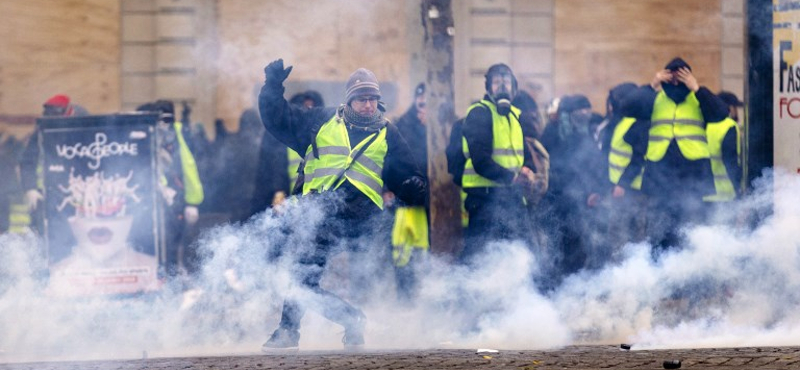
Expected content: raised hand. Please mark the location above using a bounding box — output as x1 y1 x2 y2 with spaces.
264 59 293 85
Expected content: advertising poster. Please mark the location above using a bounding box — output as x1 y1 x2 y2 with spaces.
40 114 162 296
774 0 800 172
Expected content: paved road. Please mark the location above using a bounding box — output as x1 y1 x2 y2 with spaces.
3 345 800 369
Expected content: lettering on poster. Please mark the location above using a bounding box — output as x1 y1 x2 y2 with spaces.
56 132 138 170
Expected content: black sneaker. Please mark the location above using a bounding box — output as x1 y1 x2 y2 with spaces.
342 311 366 350
261 327 300 352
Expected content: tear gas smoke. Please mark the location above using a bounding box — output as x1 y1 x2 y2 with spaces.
1 170 799 362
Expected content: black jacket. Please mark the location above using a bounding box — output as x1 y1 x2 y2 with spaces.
461 95 536 186
621 86 729 197
394 105 427 179
258 80 426 218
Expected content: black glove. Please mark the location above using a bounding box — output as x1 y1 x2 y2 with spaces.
401 176 427 205
264 59 293 86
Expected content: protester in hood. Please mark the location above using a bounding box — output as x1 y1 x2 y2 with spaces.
19 94 89 233
701 91 743 204
621 57 729 258
258 59 426 351
603 82 647 263
459 63 537 264
539 94 606 282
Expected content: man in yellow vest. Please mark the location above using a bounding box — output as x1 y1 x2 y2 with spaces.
602 83 646 259
137 100 204 276
702 90 742 204
460 63 537 264
258 59 426 351
622 58 729 257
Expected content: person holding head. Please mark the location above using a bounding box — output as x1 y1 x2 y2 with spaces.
258 59 426 350
621 57 729 256
459 63 537 264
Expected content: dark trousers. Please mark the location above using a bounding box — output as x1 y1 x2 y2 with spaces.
460 187 530 264
275 204 378 332
277 232 363 332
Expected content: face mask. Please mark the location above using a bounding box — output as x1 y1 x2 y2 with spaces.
494 92 512 116
662 82 690 103
570 110 592 128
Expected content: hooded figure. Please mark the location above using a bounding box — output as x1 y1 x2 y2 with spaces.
258 59 426 351
539 94 606 280
620 57 729 257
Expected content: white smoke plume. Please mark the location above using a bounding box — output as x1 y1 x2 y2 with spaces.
1 169 799 362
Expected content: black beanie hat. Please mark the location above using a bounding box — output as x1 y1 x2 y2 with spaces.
558 94 592 114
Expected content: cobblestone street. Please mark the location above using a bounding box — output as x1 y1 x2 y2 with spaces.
3 345 800 369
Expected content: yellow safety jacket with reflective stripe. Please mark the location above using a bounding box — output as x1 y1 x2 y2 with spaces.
391 205 429 267
287 148 303 190
302 115 388 209
703 117 740 202
461 100 524 188
646 91 710 162
609 117 643 190
174 121 204 206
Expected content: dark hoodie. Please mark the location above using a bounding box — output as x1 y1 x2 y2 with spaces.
620 58 729 198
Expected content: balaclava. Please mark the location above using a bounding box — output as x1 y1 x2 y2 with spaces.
662 57 692 104
484 63 518 116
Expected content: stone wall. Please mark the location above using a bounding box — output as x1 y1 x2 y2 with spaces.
0 0 120 137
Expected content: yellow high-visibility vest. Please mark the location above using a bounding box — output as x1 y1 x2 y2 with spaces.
608 117 643 190
287 148 302 190
461 100 524 188
703 117 740 202
646 91 710 162
174 121 204 206
302 115 388 209
391 206 429 267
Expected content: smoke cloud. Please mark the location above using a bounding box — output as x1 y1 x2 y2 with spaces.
1 170 800 362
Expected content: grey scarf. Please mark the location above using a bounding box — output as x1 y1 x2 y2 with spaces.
340 104 386 132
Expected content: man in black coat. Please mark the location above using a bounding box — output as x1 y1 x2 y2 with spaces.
258 59 426 351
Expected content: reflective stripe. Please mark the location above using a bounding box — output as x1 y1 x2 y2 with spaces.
651 120 674 127
710 155 723 161
346 170 384 195
609 163 626 171
316 146 351 156
463 168 478 175
610 148 632 158
305 167 341 184
674 119 704 127
652 119 703 127
289 158 303 165
356 155 383 174
649 135 672 141
493 148 522 156
675 135 707 142
714 175 731 181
